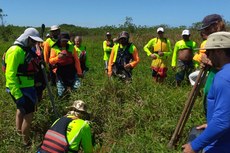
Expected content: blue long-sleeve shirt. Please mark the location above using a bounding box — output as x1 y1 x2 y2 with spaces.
191 63 230 153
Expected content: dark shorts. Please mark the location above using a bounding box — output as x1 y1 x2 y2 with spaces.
19 96 35 114
8 87 37 114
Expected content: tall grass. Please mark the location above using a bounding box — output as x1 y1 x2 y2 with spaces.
0 26 208 153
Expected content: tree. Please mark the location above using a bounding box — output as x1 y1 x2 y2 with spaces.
0 8 7 26
120 16 136 33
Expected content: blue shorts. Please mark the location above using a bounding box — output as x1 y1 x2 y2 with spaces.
8 87 37 114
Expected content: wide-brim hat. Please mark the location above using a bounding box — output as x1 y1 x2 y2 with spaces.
68 100 89 114
50 25 60 31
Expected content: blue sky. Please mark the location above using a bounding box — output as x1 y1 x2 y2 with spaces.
1 0 230 28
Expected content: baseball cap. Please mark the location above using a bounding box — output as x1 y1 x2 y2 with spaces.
199 14 222 30
182 30 190 36
46 33 50 37
50 25 60 31
59 32 70 41
199 31 230 50
157 27 164 33
106 32 111 35
118 31 129 39
24 28 43 42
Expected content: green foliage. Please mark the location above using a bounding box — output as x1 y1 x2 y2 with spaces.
0 24 228 153
120 16 136 33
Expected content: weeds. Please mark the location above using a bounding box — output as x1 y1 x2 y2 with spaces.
0 25 209 153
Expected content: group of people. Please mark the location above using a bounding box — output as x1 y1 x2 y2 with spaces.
181 14 230 153
103 23 199 85
3 13 230 152
43 25 90 97
3 25 93 152
96 13 230 153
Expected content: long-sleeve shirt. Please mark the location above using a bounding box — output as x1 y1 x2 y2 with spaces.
103 40 113 61
143 37 172 58
171 39 197 67
66 116 93 153
108 43 140 76
5 45 35 100
49 43 82 75
43 38 56 63
191 63 230 152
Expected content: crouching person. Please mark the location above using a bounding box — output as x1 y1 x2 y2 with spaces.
49 32 83 97
108 31 140 81
38 100 93 153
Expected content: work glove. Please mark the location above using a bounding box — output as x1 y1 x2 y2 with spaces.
16 96 26 114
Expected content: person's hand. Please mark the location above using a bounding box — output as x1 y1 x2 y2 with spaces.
182 143 196 153
200 54 212 67
150 54 157 59
108 72 112 78
77 73 84 78
107 41 113 47
196 124 207 130
158 51 164 56
124 63 132 69
58 53 66 59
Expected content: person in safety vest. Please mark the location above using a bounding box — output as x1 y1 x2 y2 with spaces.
38 100 93 153
190 14 226 116
74 36 89 74
4 28 43 147
108 31 140 81
143 27 172 83
43 25 61 86
182 31 230 153
49 32 83 97
103 32 114 73
171 30 197 86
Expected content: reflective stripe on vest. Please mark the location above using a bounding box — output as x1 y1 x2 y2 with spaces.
41 117 73 153
41 130 68 153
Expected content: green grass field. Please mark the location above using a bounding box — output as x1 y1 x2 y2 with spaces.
0 25 215 153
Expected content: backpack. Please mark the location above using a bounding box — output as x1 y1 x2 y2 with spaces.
113 43 133 80
2 44 39 76
115 43 133 68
